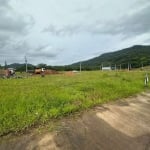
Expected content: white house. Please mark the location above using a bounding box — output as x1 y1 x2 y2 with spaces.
102 67 111 71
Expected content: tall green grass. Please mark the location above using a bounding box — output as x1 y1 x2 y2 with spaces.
0 71 148 136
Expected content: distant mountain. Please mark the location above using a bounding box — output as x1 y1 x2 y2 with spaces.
68 45 150 70
7 63 25 68
3 45 150 71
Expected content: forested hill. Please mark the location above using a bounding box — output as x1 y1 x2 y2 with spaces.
68 45 150 70
2 45 150 71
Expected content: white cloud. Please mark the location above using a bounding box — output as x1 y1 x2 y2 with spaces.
0 0 150 65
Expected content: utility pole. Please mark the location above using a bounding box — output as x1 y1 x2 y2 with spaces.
141 63 143 70
25 56 28 73
120 64 122 70
4 60 7 69
115 64 117 71
130 64 132 70
80 62 82 72
128 62 130 71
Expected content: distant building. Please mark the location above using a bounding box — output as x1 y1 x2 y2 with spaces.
102 67 111 71
72 70 79 73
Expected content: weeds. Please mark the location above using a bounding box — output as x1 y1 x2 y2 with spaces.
0 71 148 136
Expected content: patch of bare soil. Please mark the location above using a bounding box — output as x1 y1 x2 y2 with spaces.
0 92 150 150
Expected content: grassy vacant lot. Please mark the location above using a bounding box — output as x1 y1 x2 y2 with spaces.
0 71 148 136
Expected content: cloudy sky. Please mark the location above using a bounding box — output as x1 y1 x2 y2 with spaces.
0 0 150 65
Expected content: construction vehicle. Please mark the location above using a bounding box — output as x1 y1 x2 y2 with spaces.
35 68 45 74
0 68 15 78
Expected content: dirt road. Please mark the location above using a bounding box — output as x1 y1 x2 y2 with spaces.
0 92 150 150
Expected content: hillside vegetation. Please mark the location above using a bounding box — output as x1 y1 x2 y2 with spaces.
69 45 150 70
2 45 150 71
